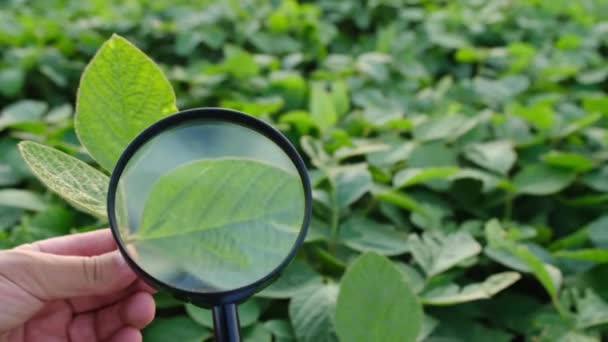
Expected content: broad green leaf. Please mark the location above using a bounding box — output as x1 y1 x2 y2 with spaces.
485 220 562 307
264 320 295 341
417 315 439 342
422 272 521 305
258 259 323 299
143 316 210 342
18 141 108 218
339 215 408 256
555 249 608 263
289 283 339 342
243 324 272 342
464 140 516 175
0 100 47 131
513 164 576 195
393 166 459 188
185 299 262 328
327 164 372 210
413 114 476 142
375 190 429 217
449 168 502 193
573 288 608 329
75 34 178 170
0 189 47 211
130 158 304 291
408 231 482 277
587 215 608 248
335 253 422 342
309 81 337 131
582 165 608 192
0 68 24 97
542 151 595 172
408 141 458 168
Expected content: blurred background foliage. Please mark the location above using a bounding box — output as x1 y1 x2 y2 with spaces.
2 0 608 341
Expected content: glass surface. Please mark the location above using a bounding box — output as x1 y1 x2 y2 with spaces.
113 120 306 293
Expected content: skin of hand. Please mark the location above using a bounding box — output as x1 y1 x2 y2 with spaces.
0 229 156 342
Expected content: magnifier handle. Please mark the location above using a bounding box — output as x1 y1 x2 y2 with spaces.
212 303 241 342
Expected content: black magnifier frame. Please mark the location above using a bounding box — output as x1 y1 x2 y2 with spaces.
107 108 312 342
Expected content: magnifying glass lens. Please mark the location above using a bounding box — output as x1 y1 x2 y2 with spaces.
113 120 306 293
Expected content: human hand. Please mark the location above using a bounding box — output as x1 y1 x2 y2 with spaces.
0 229 155 342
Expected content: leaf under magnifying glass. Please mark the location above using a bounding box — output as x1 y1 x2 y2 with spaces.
125 157 304 292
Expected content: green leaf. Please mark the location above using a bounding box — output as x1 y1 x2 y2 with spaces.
75 34 178 170
18 141 108 218
408 231 482 277
309 82 337 131
0 68 24 97
587 215 608 248
0 100 48 131
328 164 372 210
555 249 608 263
393 166 459 188
243 324 272 342
542 151 595 172
264 320 295 341
485 220 562 307
413 114 476 142
464 140 516 175
340 215 408 256
143 316 210 342
331 80 349 117
513 164 576 195
185 299 262 329
573 288 608 329
130 158 304 291
0 189 47 211
258 259 323 299
421 272 521 305
582 165 608 192
335 253 422 342
289 283 339 342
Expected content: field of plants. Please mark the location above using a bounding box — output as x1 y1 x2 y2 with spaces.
2 0 608 341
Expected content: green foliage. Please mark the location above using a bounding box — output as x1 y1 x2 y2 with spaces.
2 0 608 340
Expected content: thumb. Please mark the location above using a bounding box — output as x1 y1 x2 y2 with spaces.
2 249 137 300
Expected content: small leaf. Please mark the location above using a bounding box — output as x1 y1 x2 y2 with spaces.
309 82 337 131
328 164 372 210
186 299 262 329
464 140 516 175
582 165 608 192
542 151 595 172
408 231 481 277
331 80 349 117
19 141 108 218
76 34 178 170
513 164 575 195
289 283 339 342
264 320 294 340
573 288 608 329
258 259 323 299
555 249 608 263
393 167 460 188
340 216 408 256
422 272 521 305
0 100 48 131
143 316 210 342
0 189 47 211
413 114 476 142
587 215 608 248
336 253 422 342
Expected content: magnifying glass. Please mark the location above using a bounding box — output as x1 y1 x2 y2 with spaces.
107 108 311 342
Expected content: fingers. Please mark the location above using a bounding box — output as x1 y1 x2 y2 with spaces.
16 229 117 256
1 249 136 300
68 292 154 342
70 279 155 313
106 327 142 342
94 292 155 340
